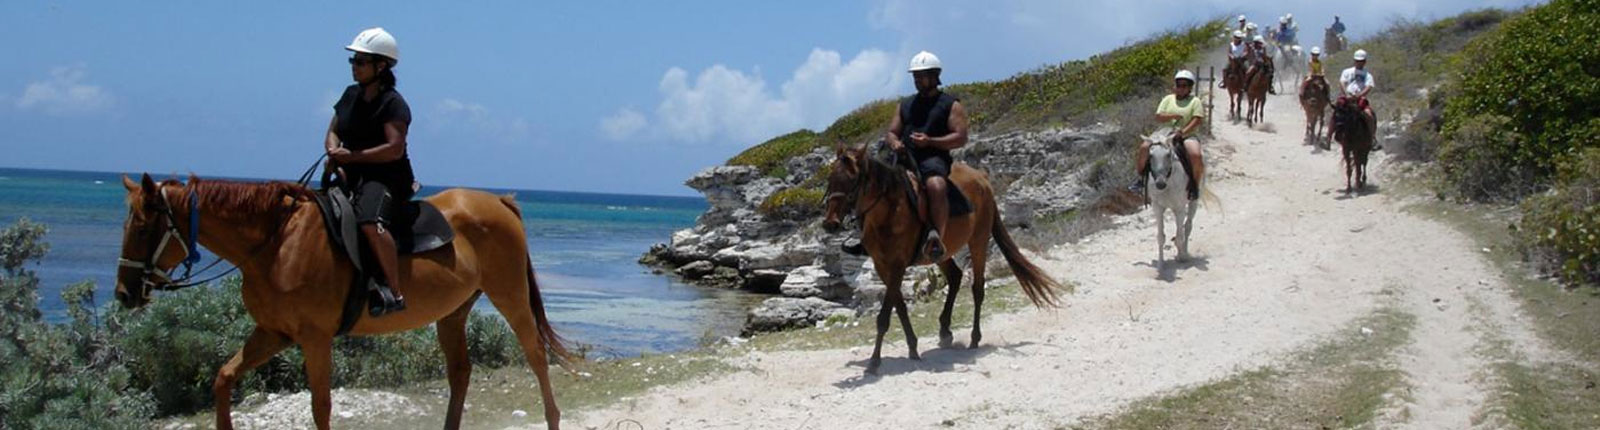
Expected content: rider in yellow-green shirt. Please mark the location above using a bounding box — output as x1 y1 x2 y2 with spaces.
1131 70 1206 200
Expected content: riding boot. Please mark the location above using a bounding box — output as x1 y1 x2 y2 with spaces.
363 224 406 317
840 236 867 256
923 229 945 262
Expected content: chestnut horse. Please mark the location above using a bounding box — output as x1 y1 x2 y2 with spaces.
1331 101 1376 192
1300 76 1330 147
114 174 569 430
1225 57 1246 120
821 146 1063 374
1244 59 1272 126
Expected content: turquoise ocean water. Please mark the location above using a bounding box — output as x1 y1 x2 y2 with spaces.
0 167 761 357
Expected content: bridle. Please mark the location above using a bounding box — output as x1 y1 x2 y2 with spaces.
117 185 203 296
824 150 895 224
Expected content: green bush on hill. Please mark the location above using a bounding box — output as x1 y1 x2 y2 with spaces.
1440 0 1599 200
1517 147 1600 285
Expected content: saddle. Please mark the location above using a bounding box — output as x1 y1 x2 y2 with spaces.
314 187 455 335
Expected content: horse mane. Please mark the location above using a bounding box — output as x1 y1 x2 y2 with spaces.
863 156 909 199
169 177 315 222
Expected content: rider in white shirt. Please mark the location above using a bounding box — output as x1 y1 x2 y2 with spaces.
1330 49 1378 146
1220 31 1247 89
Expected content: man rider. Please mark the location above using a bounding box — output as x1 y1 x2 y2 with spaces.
1329 49 1377 147
1331 16 1346 35
887 51 970 262
1219 30 1247 89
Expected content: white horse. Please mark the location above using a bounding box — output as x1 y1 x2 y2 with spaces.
1279 44 1305 87
1144 128 1199 264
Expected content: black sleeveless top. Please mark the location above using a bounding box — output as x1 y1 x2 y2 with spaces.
333 84 414 191
898 91 959 160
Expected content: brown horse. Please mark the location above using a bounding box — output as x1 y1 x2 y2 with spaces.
1225 57 1246 120
1331 100 1375 192
820 145 1063 375
114 174 570 430
1300 76 1330 147
1244 60 1272 126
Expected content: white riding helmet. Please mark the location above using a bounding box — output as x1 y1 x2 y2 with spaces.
1311 46 1322 55
1286 13 1294 21
1233 30 1245 38
346 27 399 65
1253 35 1265 43
1353 49 1368 61
1174 69 1196 83
1247 23 1258 31
908 51 942 72
1280 16 1288 24
1237 15 1247 22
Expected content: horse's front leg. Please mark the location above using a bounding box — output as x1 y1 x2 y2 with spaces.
1179 202 1198 260
1155 206 1167 265
214 328 291 430
867 264 907 375
301 335 336 430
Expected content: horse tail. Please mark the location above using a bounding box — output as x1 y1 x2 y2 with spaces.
989 205 1068 308
499 195 575 368
1198 183 1224 217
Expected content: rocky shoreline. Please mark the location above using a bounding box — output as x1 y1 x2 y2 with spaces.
640 126 1120 334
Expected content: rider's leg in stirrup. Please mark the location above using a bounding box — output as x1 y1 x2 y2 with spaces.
924 175 949 261
362 222 405 315
1129 140 1152 193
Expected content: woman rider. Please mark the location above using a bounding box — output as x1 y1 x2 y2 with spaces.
1130 70 1206 200
325 27 414 317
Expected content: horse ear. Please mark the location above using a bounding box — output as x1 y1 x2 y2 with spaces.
834 139 847 158
140 173 157 195
122 174 139 192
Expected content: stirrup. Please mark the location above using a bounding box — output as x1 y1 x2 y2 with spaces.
368 282 407 317
923 230 946 262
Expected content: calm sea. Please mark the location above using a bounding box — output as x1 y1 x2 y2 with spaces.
0 167 760 357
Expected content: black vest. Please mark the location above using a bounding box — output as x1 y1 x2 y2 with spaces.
898 91 959 159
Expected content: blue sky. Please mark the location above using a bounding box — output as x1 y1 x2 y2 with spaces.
0 0 1535 196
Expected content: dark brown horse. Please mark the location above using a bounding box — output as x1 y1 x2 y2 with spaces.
1331 101 1375 192
1300 77 1330 147
114 174 570 430
821 146 1063 375
1244 59 1272 126
1225 57 1246 120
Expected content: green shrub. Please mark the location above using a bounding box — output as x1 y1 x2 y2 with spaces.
1441 0 1600 198
1 219 154 429
822 100 898 146
1518 147 1600 286
1437 114 1540 200
758 187 825 219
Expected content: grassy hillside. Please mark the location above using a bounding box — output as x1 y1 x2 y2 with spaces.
731 19 1228 217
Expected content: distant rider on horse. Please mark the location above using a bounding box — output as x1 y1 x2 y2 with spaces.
1248 35 1276 95
1331 16 1346 35
325 28 415 316
1219 30 1247 89
1302 46 1326 93
885 51 970 261
1130 70 1207 201
1328 49 1377 147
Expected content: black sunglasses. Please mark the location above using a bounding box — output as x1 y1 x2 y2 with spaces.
348 55 381 66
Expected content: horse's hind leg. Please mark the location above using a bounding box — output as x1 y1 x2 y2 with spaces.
484 286 562 429
213 327 291 430
936 258 963 348
437 292 481 430
967 236 990 348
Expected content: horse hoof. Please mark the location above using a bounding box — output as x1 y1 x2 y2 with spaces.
908 351 921 361
865 361 881 375
969 334 982 348
938 333 954 349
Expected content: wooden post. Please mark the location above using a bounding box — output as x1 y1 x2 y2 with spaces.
1205 65 1216 136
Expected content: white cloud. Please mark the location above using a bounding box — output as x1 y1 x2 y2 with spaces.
612 48 901 145
433 98 530 143
599 107 647 141
15 65 114 115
